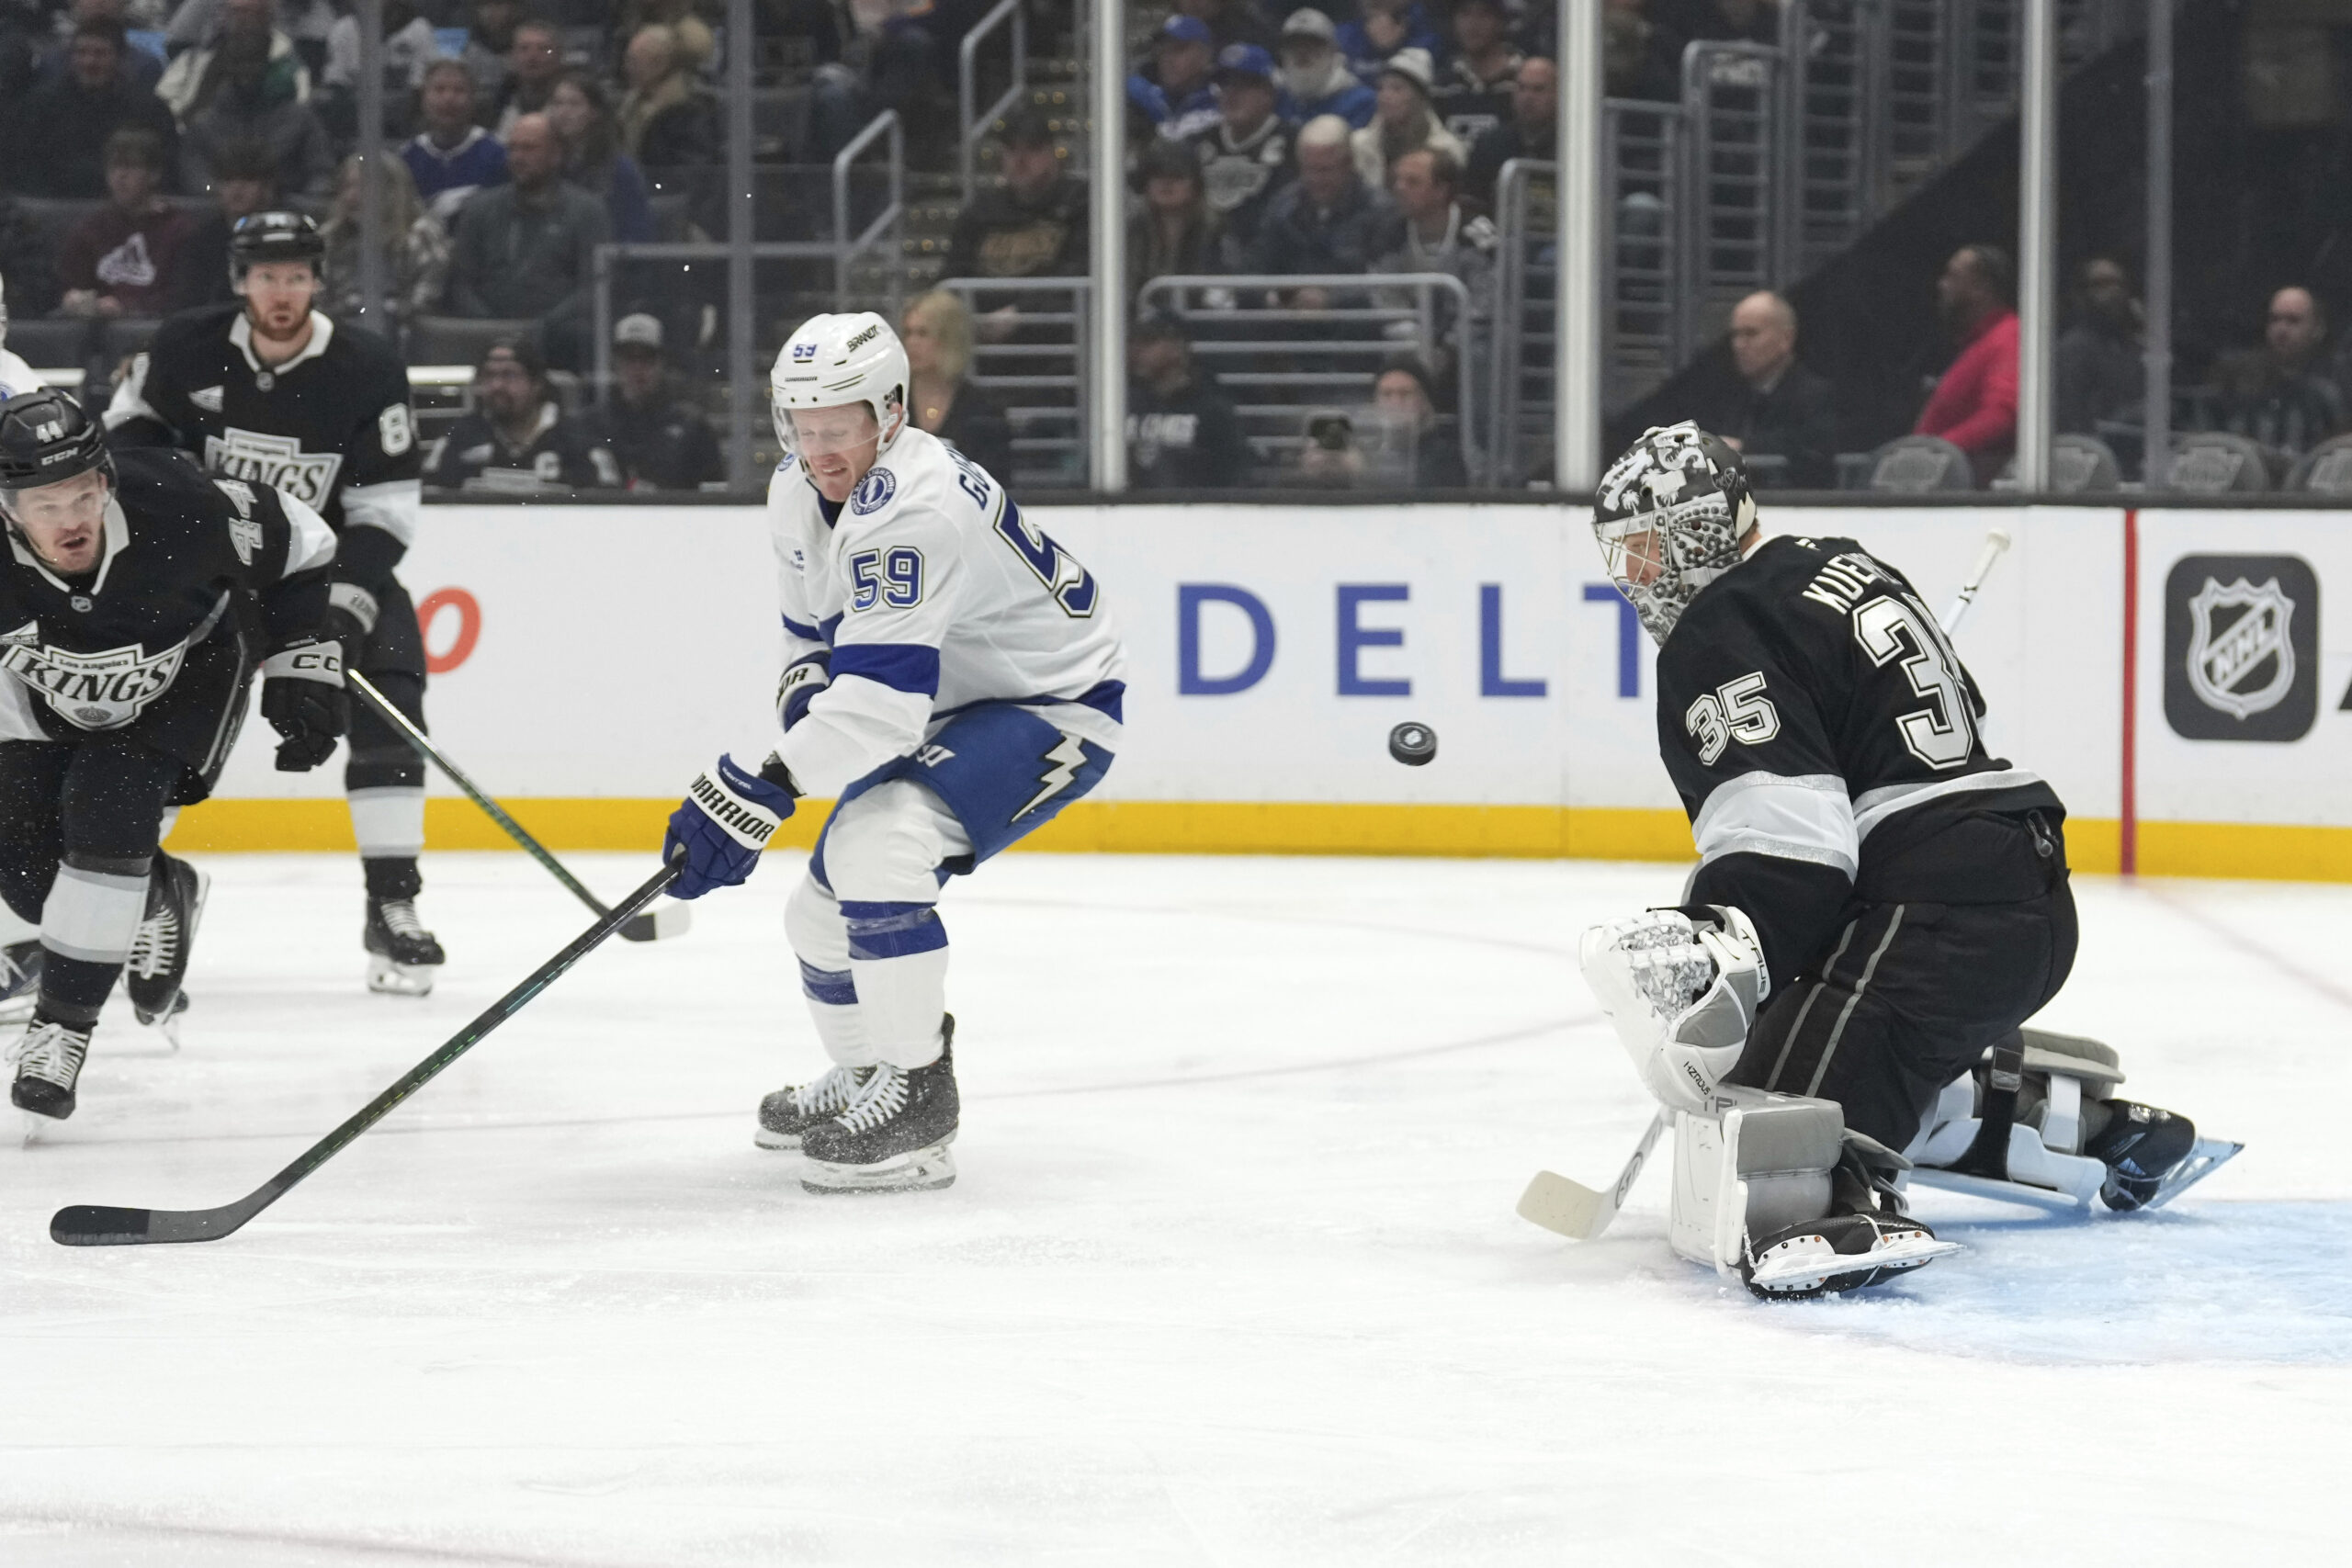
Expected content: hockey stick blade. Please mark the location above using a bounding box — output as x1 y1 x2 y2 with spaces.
1518 1111 1668 1241
51 861 679 1248
617 899 692 943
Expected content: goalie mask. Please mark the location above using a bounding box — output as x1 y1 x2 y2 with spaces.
1593 422 1757 645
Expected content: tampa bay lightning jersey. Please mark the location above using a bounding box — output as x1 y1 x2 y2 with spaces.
767 426 1125 797
0 349 40 396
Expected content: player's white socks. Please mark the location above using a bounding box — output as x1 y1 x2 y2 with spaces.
841 901 949 1068
41 862 147 967
786 873 875 1067
346 785 425 858
788 780 969 1072
0 901 35 946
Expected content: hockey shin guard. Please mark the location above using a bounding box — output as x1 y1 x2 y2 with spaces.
40 856 150 1027
785 873 874 1068
841 901 950 1069
348 671 427 899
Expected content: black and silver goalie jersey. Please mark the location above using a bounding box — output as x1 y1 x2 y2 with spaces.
103 304 420 590
0 448 335 776
1659 534 2064 987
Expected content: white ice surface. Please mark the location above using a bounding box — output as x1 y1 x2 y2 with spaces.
2 852 2346 1565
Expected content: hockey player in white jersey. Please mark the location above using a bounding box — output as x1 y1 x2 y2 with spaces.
662 312 1125 1194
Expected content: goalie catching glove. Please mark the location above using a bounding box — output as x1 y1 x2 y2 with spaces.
259 641 347 772
663 753 798 899
1579 906 1769 1113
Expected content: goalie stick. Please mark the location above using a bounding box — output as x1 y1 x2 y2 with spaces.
1517 1111 1667 1241
49 861 678 1247
1940 525 2012 636
1522 526 2018 1241
348 672 688 943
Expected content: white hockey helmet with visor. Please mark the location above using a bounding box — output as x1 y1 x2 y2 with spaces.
771 310 910 458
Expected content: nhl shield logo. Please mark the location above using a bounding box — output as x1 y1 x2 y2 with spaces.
2185 577 2295 719
2164 554 2319 742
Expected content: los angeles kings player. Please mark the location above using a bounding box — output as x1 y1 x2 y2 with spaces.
0 390 345 1122
1576 423 2211 1296
106 212 446 994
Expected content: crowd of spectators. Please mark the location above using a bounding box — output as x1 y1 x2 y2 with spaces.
3 2 2348 496
1091 2 1569 487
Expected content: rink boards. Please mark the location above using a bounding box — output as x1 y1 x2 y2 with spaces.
164 501 2352 881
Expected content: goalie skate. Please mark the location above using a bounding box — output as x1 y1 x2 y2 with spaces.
1742 1213 1962 1296
365 897 445 997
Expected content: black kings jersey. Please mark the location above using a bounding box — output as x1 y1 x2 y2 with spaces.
0 448 334 775
104 304 421 591
1659 534 2064 987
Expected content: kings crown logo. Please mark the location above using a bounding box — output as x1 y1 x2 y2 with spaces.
2164 555 2319 743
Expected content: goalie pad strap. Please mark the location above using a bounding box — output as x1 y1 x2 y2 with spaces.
1951 1032 2025 1179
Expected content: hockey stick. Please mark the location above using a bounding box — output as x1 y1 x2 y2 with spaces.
1940 525 2013 635
1517 1110 1667 1241
49 861 679 1247
346 671 687 943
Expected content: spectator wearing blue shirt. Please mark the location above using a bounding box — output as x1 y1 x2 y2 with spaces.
1337 0 1446 86
402 57 509 226
1128 15 1223 142
1276 9 1375 130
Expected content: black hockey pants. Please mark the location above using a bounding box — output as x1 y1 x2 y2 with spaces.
1727 818 2078 1155
0 737 183 1024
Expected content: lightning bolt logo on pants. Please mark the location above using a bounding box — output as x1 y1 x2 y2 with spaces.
1014 734 1090 820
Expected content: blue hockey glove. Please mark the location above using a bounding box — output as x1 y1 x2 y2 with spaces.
776 651 831 730
663 753 797 899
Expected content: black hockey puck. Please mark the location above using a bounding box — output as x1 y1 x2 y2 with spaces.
1387 722 1438 766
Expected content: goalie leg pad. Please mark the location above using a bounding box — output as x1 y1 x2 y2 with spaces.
1672 1088 1960 1296
1668 1087 1844 1273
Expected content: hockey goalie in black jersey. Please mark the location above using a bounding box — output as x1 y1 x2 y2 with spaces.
0 390 345 1122
1576 423 2234 1298
105 211 445 995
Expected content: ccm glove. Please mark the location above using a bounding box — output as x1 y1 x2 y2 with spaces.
776 651 831 730
260 641 348 772
663 753 798 899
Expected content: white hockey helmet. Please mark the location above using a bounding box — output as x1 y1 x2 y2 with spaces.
771 310 909 457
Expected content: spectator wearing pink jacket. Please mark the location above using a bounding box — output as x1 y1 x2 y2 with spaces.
1916 243 2018 481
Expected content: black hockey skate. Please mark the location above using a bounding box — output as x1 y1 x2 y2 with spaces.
800 1018 959 1194
127 855 208 1030
1740 1147 1955 1298
9 1014 92 1122
0 939 39 1024
755 1064 873 1150
365 897 445 996
2086 1101 2200 1213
